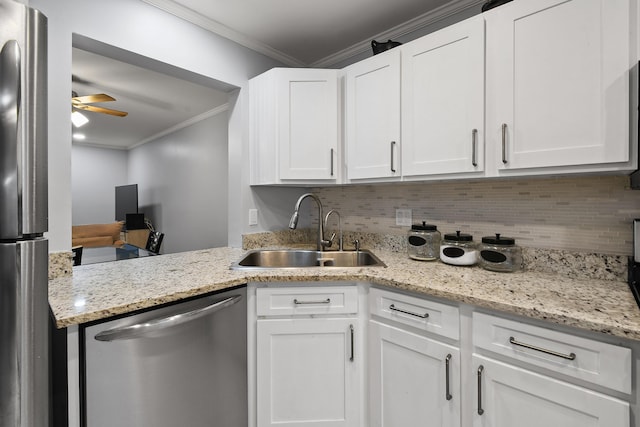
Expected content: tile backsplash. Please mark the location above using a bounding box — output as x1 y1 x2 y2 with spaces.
314 175 640 256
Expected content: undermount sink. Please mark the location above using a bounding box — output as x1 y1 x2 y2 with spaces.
231 249 386 270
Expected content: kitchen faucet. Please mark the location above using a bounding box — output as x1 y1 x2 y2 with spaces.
323 209 343 251
289 193 331 251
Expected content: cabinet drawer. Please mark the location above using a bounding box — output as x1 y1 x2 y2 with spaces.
473 312 631 394
369 288 460 340
256 286 358 316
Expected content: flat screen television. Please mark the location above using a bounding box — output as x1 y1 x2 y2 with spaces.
115 184 138 222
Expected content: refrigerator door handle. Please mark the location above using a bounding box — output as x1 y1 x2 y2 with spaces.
0 40 21 238
94 294 243 341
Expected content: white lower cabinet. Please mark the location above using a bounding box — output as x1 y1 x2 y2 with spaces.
368 287 461 427
369 320 460 427
472 355 629 427
472 312 631 427
251 284 633 427
254 285 360 427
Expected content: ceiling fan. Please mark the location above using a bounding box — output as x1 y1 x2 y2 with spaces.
71 91 128 117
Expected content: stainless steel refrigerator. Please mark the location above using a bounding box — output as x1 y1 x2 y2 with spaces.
0 1 49 426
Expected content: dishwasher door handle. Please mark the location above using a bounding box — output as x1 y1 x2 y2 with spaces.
94 294 242 341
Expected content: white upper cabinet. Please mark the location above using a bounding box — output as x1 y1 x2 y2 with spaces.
344 49 401 181
249 0 637 185
485 0 634 175
401 15 485 179
250 68 339 185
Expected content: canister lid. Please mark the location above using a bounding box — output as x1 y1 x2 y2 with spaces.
443 230 473 242
411 221 437 231
481 233 515 245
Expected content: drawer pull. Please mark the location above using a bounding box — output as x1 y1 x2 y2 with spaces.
293 298 331 305
389 304 429 319
445 354 452 401
509 336 576 360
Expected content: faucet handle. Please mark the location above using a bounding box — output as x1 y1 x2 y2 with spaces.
326 232 336 248
353 239 360 252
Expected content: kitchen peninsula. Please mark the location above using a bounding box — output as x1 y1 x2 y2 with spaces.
50 244 640 338
49 240 640 427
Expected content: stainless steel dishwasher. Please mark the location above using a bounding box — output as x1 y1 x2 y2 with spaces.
83 287 247 427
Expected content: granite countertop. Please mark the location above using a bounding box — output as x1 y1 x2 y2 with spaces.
48 246 640 341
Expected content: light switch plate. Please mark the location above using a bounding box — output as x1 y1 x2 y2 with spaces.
249 209 258 226
396 209 412 226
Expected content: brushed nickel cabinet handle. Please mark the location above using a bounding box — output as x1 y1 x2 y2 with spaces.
472 129 478 167
477 365 485 415
445 354 452 401
509 336 576 360
389 304 429 319
293 298 330 305
390 141 396 173
330 148 334 176
501 123 508 164
349 324 355 362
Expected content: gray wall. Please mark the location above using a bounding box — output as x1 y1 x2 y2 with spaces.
34 0 524 253
129 112 229 253
71 112 229 254
32 0 288 252
71 145 128 225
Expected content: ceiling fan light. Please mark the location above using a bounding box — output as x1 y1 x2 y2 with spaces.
71 110 89 127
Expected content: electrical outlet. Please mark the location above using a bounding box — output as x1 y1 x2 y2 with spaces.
396 209 412 226
248 209 258 226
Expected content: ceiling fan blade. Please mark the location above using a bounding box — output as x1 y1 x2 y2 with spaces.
71 93 116 104
74 104 128 117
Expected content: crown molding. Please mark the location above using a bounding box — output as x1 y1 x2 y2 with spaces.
73 104 230 151
72 141 129 151
143 0 484 68
129 103 229 150
311 0 485 67
141 0 306 67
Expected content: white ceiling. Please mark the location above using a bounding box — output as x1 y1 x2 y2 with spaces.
72 48 230 150
72 0 483 150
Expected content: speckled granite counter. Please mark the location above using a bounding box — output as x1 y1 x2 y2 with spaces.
48 246 640 341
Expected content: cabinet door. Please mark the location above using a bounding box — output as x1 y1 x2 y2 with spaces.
345 49 401 180
277 69 339 180
473 355 629 427
256 318 359 427
402 15 484 177
486 0 631 172
369 320 460 427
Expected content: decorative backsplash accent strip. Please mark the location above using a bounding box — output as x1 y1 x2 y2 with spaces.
313 175 640 256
